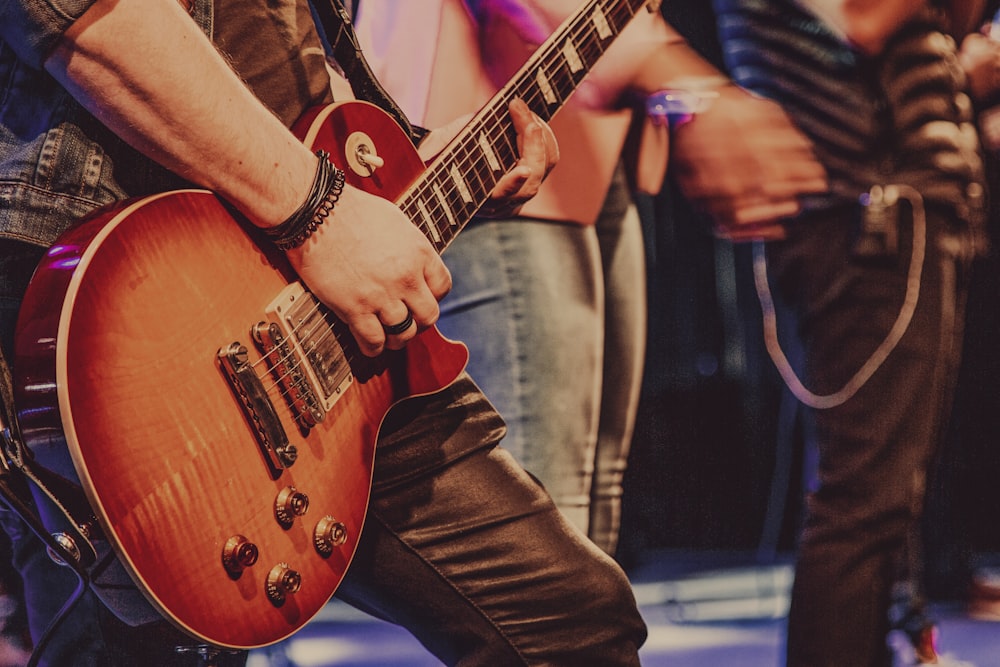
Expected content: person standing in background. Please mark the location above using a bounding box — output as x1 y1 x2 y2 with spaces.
354 0 827 555
669 1 990 664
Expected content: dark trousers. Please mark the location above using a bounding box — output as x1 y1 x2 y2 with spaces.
763 204 972 667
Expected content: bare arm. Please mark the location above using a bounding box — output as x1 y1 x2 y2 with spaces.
45 0 436 356
45 0 554 356
628 26 827 238
46 0 315 227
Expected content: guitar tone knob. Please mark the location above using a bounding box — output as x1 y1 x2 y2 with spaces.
275 486 310 527
313 515 348 556
221 535 259 577
265 563 301 606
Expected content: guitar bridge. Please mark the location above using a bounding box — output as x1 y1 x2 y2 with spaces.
218 283 352 476
218 343 297 475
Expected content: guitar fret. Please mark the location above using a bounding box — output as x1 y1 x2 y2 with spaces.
433 184 458 229
562 41 583 73
591 6 612 39
543 52 576 107
405 208 443 253
457 140 492 200
536 69 558 106
468 155 495 198
415 199 442 244
477 132 502 173
449 165 473 204
399 0 649 252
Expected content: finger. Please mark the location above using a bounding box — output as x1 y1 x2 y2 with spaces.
531 105 559 175
732 200 802 226
425 259 452 301
489 167 532 203
508 97 552 181
778 165 828 194
482 99 555 214
380 305 415 334
349 314 388 358
403 276 444 328
379 305 417 351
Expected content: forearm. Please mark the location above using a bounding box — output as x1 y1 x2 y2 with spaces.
43 0 315 228
628 24 730 95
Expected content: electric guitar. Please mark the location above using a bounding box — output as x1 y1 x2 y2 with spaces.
13 0 656 649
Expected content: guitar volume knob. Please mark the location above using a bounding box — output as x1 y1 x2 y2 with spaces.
265 563 301 606
313 515 348 556
221 535 259 577
275 486 309 527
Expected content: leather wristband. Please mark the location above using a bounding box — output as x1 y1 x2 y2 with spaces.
261 150 346 250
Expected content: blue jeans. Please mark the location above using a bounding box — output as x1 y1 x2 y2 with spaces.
436 174 647 555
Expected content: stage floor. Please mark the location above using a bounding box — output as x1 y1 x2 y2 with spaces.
246 550 1000 667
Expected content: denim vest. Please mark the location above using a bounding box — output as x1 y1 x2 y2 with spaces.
0 0 228 628
0 0 214 248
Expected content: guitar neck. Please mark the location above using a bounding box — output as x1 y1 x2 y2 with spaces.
396 0 651 253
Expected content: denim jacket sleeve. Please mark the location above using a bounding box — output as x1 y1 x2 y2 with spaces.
0 0 98 69
0 0 213 247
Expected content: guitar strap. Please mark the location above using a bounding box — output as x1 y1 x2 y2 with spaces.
309 0 430 146
0 343 97 569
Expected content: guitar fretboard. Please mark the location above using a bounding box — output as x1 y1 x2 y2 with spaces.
398 0 649 253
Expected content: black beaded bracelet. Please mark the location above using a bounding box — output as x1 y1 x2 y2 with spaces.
262 150 347 251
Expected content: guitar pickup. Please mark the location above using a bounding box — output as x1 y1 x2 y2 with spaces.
253 321 325 429
263 282 353 415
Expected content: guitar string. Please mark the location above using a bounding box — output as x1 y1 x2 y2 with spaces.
246 0 638 407
252 4 624 394
248 299 346 401
403 0 635 247
251 6 625 395
406 0 629 231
